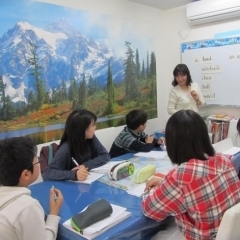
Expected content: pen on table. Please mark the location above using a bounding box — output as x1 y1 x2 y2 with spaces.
52 186 58 201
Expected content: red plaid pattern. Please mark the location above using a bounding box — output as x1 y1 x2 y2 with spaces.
142 154 240 240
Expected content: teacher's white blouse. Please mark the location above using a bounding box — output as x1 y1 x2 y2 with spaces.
167 82 205 115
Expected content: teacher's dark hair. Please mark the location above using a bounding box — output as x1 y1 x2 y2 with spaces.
60 109 97 161
165 110 215 165
172 64 193 87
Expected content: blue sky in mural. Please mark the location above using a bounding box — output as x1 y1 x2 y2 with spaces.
0 0 155 61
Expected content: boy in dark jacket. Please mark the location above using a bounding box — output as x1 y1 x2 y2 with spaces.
109 110 165 158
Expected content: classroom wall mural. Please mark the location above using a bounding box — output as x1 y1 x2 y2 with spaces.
0 0 157 144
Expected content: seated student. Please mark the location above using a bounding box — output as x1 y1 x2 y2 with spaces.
109 109 165 158
43 109 110 181
237 118 240 135
236 119 240 178
142 110 240 240
0 137 63 240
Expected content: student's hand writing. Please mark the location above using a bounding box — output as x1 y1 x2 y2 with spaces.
76 165 89 181
157 137 165 145
49 188 63 215
144 176 164 191
145 136 154 143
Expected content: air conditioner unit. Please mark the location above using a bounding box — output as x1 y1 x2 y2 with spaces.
186 0 240 25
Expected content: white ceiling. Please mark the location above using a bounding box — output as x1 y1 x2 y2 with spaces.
127 0 200 10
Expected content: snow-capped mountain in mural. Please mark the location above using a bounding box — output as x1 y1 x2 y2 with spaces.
0 18 125 101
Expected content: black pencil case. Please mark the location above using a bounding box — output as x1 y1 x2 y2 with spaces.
70 198 113 234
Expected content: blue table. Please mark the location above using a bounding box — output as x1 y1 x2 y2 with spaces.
29 154 172 240
231 152 240 177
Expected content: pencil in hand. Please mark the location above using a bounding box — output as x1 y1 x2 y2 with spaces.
52 186 58 201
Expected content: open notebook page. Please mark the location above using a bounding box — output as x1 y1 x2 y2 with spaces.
134 151 167 159
90 161 124 174
68 172 104 184
223 147 240 156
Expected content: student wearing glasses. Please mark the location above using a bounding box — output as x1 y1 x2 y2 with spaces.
0 137 63 240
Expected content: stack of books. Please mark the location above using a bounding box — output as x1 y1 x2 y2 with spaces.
207 114 234 143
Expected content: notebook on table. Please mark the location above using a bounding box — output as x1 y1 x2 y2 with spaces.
63 204 131 240
134 151 167 159
68 172 104 184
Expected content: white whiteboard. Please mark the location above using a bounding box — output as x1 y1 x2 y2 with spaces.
181 37 240 106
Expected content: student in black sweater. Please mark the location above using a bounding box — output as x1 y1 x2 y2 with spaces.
43 109 110 181
109 110 165 158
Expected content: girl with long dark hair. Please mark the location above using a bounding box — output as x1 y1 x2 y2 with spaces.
43 109 110 181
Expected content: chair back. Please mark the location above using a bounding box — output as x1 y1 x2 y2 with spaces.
215 202 240 240
95 127 117 152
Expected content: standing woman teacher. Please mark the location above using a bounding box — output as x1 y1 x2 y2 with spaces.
167 64 205 115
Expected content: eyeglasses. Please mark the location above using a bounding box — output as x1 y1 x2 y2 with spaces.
26 157 42 169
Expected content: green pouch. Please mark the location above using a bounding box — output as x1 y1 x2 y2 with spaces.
133 164 156 183
70 199 113 234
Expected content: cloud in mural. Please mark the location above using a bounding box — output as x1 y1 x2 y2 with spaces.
81 12 155 60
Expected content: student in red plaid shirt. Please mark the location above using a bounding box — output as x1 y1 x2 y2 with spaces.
142 110 240 240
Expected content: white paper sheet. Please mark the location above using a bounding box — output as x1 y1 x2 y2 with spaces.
223 147 240 156
90 161 124 174
134 151 167 159
68 172 104 184
127 183 146 197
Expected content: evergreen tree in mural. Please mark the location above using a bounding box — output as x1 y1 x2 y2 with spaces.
44 91 51 104
124 41 138 102
107 60 114 113
69 78 78 109
88 75 95 96
60 80 68 101
150 51 157 100
0 75 7 120
27 90 36 111
78 73 87 108
150 51 156 78
146 51 150 86
0 75 5 102
51 87 58 104
28 41 46 109
135 49 141 79
4 95 15 120
141 60 145 80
